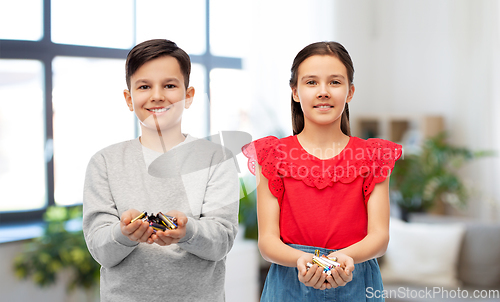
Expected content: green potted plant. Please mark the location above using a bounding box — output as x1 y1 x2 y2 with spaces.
390 132 494 221
13 205 100 300
238 177 258 240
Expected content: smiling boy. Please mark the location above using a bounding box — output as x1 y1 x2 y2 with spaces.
83 39 239 301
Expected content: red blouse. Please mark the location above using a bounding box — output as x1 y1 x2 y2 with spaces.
243 135 402 250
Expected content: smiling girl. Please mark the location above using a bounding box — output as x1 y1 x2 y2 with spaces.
243 42 402 301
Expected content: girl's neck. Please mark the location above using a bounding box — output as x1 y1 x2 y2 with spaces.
139 125 186 153
299 120 348 147
297 121 350 160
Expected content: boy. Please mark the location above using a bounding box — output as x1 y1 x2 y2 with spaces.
83 39 239 301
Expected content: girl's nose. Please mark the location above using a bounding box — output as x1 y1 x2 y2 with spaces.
317 85 330 99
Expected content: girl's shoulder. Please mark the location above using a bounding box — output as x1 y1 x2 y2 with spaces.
348 136 403 157
242 135 283 176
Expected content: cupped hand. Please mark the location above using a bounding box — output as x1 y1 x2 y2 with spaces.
324 251 354 288
297 253 331 290
151 210 188 246
120 209 154 244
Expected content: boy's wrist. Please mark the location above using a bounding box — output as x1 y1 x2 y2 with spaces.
113 222 139 247
178 217 195 243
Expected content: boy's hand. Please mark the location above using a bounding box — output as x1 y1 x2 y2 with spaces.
297 253 330 290
151 210 188 246
120 209 154 244
324 252 354 288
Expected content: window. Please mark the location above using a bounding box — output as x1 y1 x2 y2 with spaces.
0 60 45 212
52 57 134 206
0 0 43 41
0 0 242 227
51 0 134 48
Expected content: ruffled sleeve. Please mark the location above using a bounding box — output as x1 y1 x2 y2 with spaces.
362 138 403 201
242 136 284 200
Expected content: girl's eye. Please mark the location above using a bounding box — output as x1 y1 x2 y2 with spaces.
306 80 316 85
331 80 341 85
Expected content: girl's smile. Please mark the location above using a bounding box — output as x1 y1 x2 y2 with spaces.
292 55 354 129
314 103 334 111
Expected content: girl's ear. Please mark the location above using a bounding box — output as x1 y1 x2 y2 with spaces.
346 84 355 103
292 87 300 103
184 86 195 109
123 89 134 111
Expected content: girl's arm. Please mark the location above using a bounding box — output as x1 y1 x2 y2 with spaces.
256 164 354 289
329 177 391 263
256 164 307 266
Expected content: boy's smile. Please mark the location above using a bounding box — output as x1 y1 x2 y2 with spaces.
146 105 171 114
123 55 195 133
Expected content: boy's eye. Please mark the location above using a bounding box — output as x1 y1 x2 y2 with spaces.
165 84 176 89
138 85 149 90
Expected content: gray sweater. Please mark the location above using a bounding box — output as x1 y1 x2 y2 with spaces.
83 135 239 302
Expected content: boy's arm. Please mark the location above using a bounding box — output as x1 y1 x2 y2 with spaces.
176 155 240 262
82 153 139 268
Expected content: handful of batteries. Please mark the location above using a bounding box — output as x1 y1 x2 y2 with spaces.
130 211 178 232
306 250 341 276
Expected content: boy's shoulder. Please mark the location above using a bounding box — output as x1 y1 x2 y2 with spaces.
90 138 140 161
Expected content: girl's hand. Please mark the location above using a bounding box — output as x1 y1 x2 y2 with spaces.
151 210 188 246
325 252 355 288
120 209 154 244
297 253 331 290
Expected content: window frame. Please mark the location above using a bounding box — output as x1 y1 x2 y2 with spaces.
0 0 242 227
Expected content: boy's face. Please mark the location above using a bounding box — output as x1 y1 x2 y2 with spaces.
124 56 194 132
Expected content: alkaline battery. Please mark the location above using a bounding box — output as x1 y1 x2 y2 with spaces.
158 212 178 230
130 211 147 223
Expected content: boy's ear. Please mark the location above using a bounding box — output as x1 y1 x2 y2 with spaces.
346 84 355 104
124 89 133 111
184 86 195 109
292 87 300 103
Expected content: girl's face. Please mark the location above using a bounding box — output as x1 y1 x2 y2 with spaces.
292 55 354 131
124 55 195 132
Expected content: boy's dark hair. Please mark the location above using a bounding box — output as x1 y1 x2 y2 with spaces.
289 41 354 136
125 39 191 90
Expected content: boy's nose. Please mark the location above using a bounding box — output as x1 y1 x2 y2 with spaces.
151 87 165 102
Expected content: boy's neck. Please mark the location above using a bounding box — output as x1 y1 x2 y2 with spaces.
139 125 186 153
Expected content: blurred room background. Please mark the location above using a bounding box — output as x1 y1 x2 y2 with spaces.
1 0 499 301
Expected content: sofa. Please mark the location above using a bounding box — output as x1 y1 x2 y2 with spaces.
379 214 500 302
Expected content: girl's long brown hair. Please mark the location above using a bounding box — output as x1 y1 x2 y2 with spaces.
290 42 354 136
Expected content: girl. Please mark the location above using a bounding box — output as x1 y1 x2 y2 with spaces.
243 42 402 301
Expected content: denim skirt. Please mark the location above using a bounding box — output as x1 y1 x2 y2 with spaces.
260 244 385 302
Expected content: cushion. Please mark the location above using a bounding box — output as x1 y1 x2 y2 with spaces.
380 218 466 288
409 214 500 287
457 223 500 287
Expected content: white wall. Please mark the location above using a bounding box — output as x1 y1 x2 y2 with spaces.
333 0 500 220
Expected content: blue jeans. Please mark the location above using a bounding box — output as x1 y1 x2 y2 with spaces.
260 244 385 302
